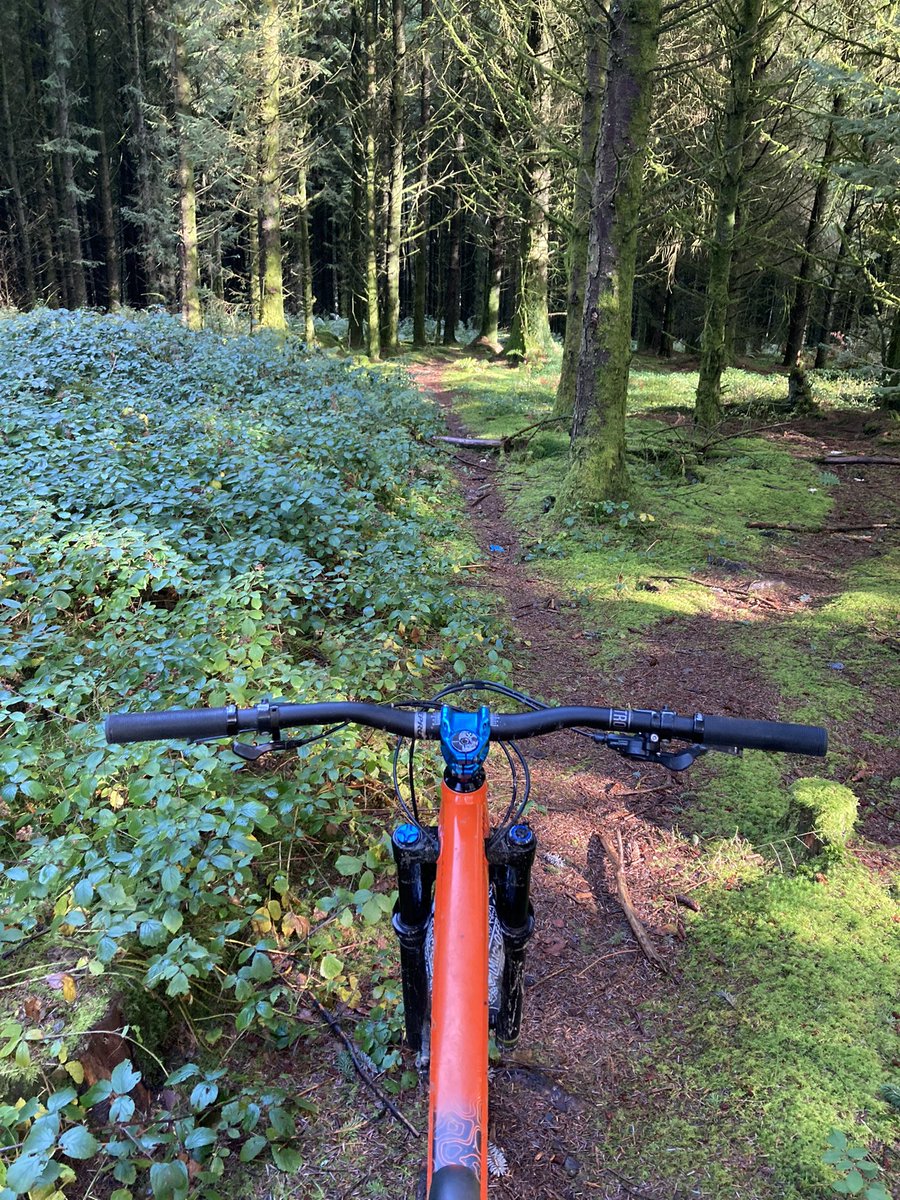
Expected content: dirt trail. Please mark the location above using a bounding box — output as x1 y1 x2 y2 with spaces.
410 362 704 1200
408 359 899 1199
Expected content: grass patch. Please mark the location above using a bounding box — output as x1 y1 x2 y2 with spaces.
611 855 898 1199
442 356 832 666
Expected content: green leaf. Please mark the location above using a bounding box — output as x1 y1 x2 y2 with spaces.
865 1185 891 1200
149 1160 189 1200
162 908 183 933
334 855 363 876
249 952 273 982
110 1059 142 1094
184 1125 217 1152
361 897 382 925
160 866 181 893
5 1154 47 1195
827 1131 850 1151
271 1145 303 1172
190 1081 219 1111
319 954 344 980
239 1134 268 1162
22 1113 59 1154
58 1124 99 1160
110 1190 134 1200
268 1107 294 1138
844 1171 867 1194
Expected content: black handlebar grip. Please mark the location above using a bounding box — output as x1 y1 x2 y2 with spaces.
105 707 234 744
701 715 827 756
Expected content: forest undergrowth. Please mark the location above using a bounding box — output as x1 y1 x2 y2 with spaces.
429 348 899 1200
0 316 897 1200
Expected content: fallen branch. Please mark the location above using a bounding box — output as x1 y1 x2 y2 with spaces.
747 520 900 533
814 455 900 466
432 416 566 453
647 575 781 607
598 830 669 973
307 994 421 1138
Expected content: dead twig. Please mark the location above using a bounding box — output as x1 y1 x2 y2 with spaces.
598 830 669 973
306 994 421 1139
673 893 701 912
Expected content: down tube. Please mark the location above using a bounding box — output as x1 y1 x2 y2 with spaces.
427 777 489 1198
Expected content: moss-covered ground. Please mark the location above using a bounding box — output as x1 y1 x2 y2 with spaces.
431 348 899 1199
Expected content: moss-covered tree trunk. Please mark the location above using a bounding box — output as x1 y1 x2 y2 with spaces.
383 0 405 353
363 0 380 358
473 216 504 350
258 0 286 331
879 304 900 411
560 0 661 506
296 163 317 345
694 0 764 427
412 0 431 347
782 92 843 367
172 26 201 330
442 200 462 345
504 5 554 362
248 208 261 326
555 17 603 417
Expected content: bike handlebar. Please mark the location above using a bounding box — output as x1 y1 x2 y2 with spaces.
105 699 827 757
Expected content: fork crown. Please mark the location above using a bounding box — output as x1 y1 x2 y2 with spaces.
439 704 491 780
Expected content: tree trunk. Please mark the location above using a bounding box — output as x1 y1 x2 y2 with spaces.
555 18 604 416
814 194 859 368
362 0 380 358
411 0 431 348
258 0 286 331
442 188 462 345
782 92 844 367
383 0 406 353
504 4 554 362
126 0 161 303
473 216 504 349
694 0 764 426
45 0 87 308
248 208 261 326
172 25 201 330
879 305 900 411
297 162 316 345
562 0 662 505
0 43 35 306
83 0 120 309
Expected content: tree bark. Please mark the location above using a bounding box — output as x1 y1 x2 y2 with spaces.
814 195 859 368
383 0 406 352
473 216 504 349
442 182 462 345
171 25 201 330
258 0 286 331
694 0 764 426
45 0 87 308
296 162 316 345
83 0 120 309
412 0 431 347
363 0 380 358
555 18 604 416
504 4 554 362
782 92 844 367
562 0 661 505
0 41 36 306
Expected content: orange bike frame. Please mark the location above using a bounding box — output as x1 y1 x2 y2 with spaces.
426 776 490 1198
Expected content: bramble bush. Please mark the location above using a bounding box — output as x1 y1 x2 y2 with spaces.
0 309 507 1196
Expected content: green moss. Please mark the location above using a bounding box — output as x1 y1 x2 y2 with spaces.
787 777 858 856
604 861 899 1198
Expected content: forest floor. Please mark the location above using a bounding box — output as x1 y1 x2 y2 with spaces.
364 350 899 1200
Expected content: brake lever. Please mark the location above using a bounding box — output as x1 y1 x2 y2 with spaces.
596 733 741 772
231 738 302 761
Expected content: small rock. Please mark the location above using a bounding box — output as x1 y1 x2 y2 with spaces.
828 661 845 671
748 579 787 591
563 1155 582 1178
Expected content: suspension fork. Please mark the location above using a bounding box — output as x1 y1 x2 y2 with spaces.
391 823 437 1053
488 823 536 1048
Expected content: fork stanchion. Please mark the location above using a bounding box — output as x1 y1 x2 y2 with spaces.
490 823 536 1048
391 823 438 1053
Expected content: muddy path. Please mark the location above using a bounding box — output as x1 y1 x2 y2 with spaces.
406 359 899 1200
